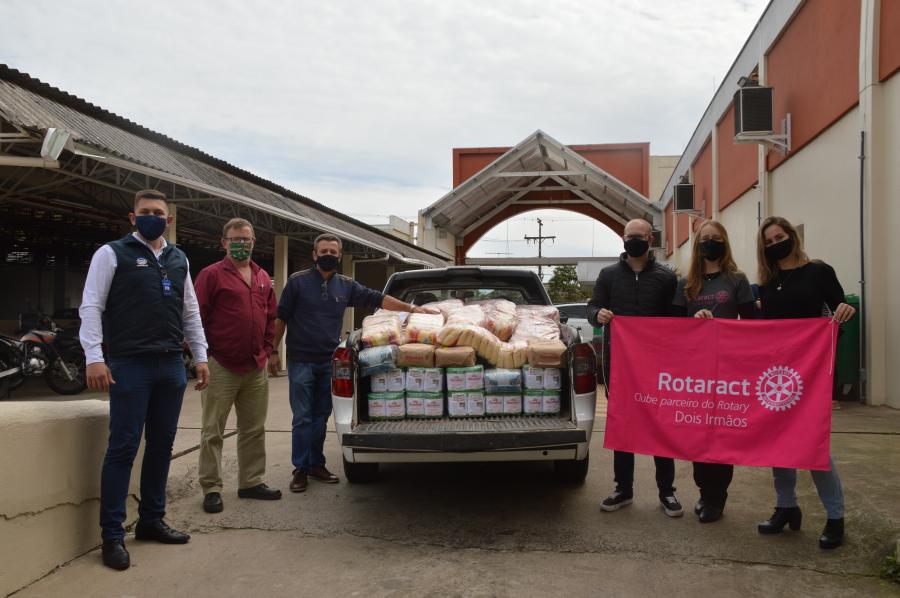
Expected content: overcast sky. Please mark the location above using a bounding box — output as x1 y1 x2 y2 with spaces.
0 0 768 262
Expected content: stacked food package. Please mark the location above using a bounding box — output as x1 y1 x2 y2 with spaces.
359 300 571 421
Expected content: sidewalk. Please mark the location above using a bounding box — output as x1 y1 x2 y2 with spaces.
10 380 900 597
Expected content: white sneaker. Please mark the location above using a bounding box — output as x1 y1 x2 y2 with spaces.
661 495 684 517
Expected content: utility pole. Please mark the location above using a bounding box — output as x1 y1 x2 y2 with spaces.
524 218 555 280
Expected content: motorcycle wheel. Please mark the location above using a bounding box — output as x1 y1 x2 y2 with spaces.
45 347 87 395
0 349 26 396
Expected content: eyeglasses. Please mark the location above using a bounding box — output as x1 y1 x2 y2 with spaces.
225 237 254 244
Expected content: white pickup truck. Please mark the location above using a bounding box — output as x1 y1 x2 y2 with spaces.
330 267 597 483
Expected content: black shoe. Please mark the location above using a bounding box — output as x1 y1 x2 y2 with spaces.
203 492 224 513
134 519 191 544
660 494 684 518
600 490 633 512
757 507 802 534
699 505 724 523
238 483 283 500
101 538 130 571
819 518 844 549
694 499 705 516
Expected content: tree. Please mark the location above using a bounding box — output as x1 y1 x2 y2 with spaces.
546 265 586 303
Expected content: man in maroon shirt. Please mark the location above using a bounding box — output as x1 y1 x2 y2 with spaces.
194 217 281 513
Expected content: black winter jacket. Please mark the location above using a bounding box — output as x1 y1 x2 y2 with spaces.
587 252 678 375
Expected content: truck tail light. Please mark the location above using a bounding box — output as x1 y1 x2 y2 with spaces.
332 347 354 398
573 342 597 395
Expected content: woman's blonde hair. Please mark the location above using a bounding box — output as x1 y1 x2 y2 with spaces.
756 216 809 285
684 220 739 301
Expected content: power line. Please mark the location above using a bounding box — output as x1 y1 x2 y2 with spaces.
524 218 556 281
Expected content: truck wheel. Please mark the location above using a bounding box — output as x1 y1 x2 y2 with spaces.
343 456 379 483
554 453 589 484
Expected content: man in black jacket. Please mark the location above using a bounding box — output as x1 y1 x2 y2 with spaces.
587 218 683 517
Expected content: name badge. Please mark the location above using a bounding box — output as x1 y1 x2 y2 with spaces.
162 278 172 295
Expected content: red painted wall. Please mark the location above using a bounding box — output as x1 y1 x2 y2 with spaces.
453 142 650 196
691 138 713 232
880 0 900 81
716 102 758 210
766 0 860 171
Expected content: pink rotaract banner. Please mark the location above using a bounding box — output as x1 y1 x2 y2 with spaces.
603 316 838 470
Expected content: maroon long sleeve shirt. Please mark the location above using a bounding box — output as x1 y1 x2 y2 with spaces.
194 258 276 374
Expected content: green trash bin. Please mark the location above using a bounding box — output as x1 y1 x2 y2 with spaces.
835 294 860 386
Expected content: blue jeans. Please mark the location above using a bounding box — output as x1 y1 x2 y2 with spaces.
287 361 333 472
773 456 844 519
101 353 187 540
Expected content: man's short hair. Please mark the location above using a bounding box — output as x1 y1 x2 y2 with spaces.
313 233 343 252
134 189 168 210
222 217 254 238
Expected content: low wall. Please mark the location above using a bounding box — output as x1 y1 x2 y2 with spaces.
0 400 140 595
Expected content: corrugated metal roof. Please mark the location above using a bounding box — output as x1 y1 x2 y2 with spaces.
0 64 448 267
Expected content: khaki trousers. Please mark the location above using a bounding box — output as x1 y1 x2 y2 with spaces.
198 357 269 493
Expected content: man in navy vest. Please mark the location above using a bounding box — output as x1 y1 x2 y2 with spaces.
79 189 210 570
270 234 438 492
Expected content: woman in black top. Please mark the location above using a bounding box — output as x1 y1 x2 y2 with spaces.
755 216 856 550
673 220 755 524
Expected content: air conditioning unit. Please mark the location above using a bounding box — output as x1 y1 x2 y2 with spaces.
650 228 663 248
734 86 774 135
673 183 695 213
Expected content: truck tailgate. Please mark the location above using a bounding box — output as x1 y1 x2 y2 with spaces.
342 417 585 452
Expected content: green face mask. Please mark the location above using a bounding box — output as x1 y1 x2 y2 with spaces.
229 242 252 261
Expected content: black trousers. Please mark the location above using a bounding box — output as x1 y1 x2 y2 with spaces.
692 461 734 509
605 366 676 498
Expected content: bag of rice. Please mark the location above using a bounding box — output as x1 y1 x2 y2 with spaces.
359 345 399 377
405 391 427 418
423 368 443 393
424 299 464 319
472 299 518 341
543 368 562 390
370 372 388 392
368 392 390 420
485 394 504 415
435 346 476 368
423 393 445 417
397 343 436 368
504 394 523 415
484 368 523 394
405 367 425 392
361 312 404 347
446 368 466 391
524 390 544 415
448 391 468 418
522 364 544 390
385 368 406 392
464 365 484 390
542 390 561 415
384 392 406 419
466 391 485 417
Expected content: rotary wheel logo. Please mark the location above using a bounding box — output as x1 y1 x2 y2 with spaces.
756 366 804 411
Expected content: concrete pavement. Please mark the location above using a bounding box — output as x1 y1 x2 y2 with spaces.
8 379 900 597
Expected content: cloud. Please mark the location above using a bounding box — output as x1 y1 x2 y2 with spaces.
0 0 768 259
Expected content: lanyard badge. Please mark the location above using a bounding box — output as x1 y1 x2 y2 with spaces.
160 266 172 296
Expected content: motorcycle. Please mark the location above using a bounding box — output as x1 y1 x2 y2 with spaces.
0 309 87 397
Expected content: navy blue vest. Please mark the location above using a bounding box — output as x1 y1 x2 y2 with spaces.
103 234 187 358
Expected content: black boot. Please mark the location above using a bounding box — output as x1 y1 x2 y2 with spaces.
757 506 802 534
101 538 130 570
819 518 844 549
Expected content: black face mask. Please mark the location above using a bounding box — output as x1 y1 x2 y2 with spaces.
623 238 649 258
699 239 726 262
764 238 794 262
315 254 340 272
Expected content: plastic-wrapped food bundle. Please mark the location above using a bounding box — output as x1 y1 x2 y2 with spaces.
542 390 561 415
511 304 561 344
504 394 523 415
523 390 544 415
522 365 544 390
422 368 443 393
496 341 528 369
435 346 476 367
359 345 399 377
403 312 445 345
424 299 464 319
397 343 436 368
423 393 444 417
543 368 562 390
385 368 406 392
368 395 387 420
448 391 468 417
385 394 406 419
446 305 487 327
527 340 567 368
466 392 485 417
485 394 504 415
471 299 518 341
516 305 560 323
405 367 425 392
405 391 427 418
447 365 483 391
361 312 403 347
484 368 523 394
